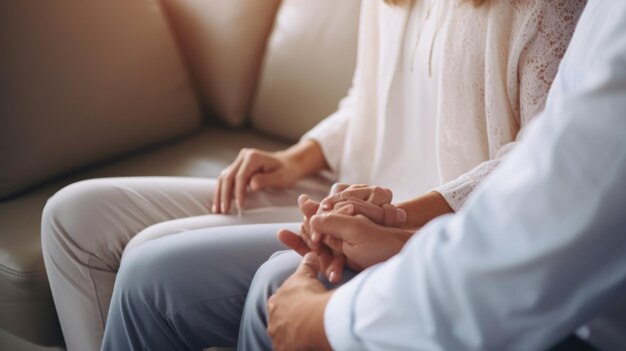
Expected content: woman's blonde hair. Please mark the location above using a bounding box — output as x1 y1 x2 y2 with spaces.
384 0 488 7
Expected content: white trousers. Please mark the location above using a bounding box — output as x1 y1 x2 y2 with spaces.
40 176 330 351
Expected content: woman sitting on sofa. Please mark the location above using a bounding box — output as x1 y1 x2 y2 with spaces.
41 0 586 350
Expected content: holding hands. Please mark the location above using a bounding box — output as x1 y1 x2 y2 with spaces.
278 184 414 282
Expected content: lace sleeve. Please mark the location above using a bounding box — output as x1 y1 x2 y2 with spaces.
435 0 586 212
517 0 587 124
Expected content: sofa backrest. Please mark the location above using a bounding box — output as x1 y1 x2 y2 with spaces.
0 0 202 199
250 0 361 142
0 1 361 199
161 0 361 141
159 0 282 128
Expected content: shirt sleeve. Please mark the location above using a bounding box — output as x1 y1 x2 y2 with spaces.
434 0 586 212
324 3 626 349
300 85 356 175
299 0 374 176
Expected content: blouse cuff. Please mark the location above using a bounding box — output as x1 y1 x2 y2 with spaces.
434 179 481 212
300 114 347 175
434 160 499 212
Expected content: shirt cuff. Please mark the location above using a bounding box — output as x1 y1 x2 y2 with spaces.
324 270 371 351
300 118 345 175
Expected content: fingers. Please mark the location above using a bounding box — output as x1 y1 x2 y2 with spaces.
299 220 320 250
310 213 368 243
320 184 364 210
333 200 406 227
279 229 338 281
219 168 236 214
234 154 258 211
329 183 350 195
235 149 281 211
326 253 345 284
215 148 282 214
341 186 393 206
383 204 407 227
298 194 321 219
296 252 321 279
323 235 343 253
320 184 393 211
277 229 310 257
313 244 336 279
333 199 384 224
310 204 354 246
214 151 244 214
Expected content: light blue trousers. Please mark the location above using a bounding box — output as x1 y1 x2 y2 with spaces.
101 223 356 350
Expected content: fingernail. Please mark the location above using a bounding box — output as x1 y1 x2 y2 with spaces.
303 252 318 266
311 231 318 243
329 271 336 283
298 194 309 205
397 208 407 224
221 203 226 213
211 204 217 213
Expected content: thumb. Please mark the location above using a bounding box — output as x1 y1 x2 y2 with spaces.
250 171 285 191
298 194 320 218
296 253 321 278
382 204 407 227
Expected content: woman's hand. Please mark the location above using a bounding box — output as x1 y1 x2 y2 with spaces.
320 183 394 211
213 140 327 214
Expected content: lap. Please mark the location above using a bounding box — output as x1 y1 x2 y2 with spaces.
252 249 360 294
117 222 302 316
123 206 306 254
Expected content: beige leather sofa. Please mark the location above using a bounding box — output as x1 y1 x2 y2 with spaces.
0 1 360 349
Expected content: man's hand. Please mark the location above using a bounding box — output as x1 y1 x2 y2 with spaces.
287 194 350 284
310 212 411 271
279 190 409 272
267 253 333 351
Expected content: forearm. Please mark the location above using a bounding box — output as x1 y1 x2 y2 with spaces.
395 191 454 231
277 139 329 180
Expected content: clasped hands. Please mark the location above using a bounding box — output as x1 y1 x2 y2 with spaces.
267 184 415 351
278 183 412 283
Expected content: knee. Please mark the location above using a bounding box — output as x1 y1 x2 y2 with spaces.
114 244 166 307
122 222 177 257
239 251 299 346
41 179 119 250
247 251 299 307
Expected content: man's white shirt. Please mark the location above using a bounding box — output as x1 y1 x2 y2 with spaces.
325 1 626 350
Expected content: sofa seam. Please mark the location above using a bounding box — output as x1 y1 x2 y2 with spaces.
0 265 47 280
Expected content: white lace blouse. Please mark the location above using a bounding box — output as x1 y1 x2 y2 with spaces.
303 0 586 209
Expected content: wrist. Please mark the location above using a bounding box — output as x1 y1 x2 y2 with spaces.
307 291 334 351
278 139 329 180
396 191 453 230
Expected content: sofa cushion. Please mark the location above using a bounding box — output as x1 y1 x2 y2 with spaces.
250 0 361 142
0 0 202 200
160 0 282 127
